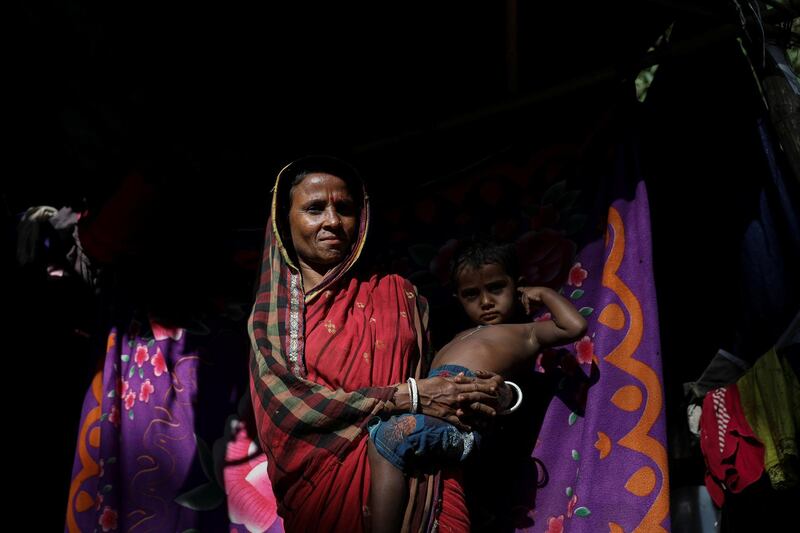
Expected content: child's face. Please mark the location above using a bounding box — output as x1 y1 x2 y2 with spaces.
455 263 517 325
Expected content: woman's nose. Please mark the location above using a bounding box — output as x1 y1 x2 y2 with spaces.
322 208 342 227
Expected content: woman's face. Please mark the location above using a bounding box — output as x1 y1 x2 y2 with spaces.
288 172 358 269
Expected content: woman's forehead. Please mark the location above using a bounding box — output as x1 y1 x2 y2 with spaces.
292 173 353 198
298 172 346 187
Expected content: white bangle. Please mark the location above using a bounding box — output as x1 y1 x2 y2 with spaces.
499 380 523 415
407 377 419 414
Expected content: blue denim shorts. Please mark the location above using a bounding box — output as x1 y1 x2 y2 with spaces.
368 365 479 472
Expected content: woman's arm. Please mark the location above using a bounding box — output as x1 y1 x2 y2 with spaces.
385 373 505 430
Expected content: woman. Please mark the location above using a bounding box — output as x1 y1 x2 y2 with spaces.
249 156 504 531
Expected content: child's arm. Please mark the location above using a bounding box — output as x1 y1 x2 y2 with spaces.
518 286 588 347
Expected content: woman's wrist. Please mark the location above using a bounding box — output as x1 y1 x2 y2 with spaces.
407 377 420 414
389 383 411 413
498 381 523 415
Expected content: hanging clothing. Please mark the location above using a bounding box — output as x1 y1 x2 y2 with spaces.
65 314 273 533
65 171 280 532
699 384 765 507
737 347 800 490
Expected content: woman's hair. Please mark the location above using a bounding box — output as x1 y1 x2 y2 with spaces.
449 237 519 286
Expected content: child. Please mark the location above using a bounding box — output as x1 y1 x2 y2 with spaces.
367 239 588 531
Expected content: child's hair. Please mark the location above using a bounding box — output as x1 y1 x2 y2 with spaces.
449 237 519 286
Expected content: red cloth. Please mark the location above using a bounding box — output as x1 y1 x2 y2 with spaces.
439 470 470 532
266 274 467 532
699 384 765 506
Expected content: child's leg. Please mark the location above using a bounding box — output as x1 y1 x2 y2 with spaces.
365 405 474 532
368 438 406 533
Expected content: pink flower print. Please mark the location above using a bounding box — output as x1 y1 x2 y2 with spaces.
567 494 578 517
224 421 279 532
574 336 595 365
545 515 564 533
124 390 136 411
108 406 120 427
534 312 552 322
139 379 155 403
116 378 129 396
150 348 167 377
568 262 588 287
99 506 118 531
134 345 149 367
149 318 184 341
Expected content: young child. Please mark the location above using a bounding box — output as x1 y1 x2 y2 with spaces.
367 239 588 532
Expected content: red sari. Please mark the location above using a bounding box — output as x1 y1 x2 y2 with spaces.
249 158 468 532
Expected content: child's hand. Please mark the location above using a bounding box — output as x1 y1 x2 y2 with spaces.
517 286 551 314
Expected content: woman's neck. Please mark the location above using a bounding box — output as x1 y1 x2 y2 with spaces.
297 259 332 293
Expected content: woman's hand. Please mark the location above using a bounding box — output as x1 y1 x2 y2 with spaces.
413 370 507 431
453 370 511 429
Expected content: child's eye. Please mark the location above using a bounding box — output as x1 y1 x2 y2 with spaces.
461 290 478 300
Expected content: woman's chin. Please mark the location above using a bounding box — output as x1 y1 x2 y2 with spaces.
309 250 348 268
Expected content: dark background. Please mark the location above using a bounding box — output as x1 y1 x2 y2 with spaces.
8 1 682 218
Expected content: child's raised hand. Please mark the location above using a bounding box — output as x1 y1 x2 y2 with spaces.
517 286 549 314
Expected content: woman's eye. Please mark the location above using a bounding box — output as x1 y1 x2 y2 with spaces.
336 202 355 216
